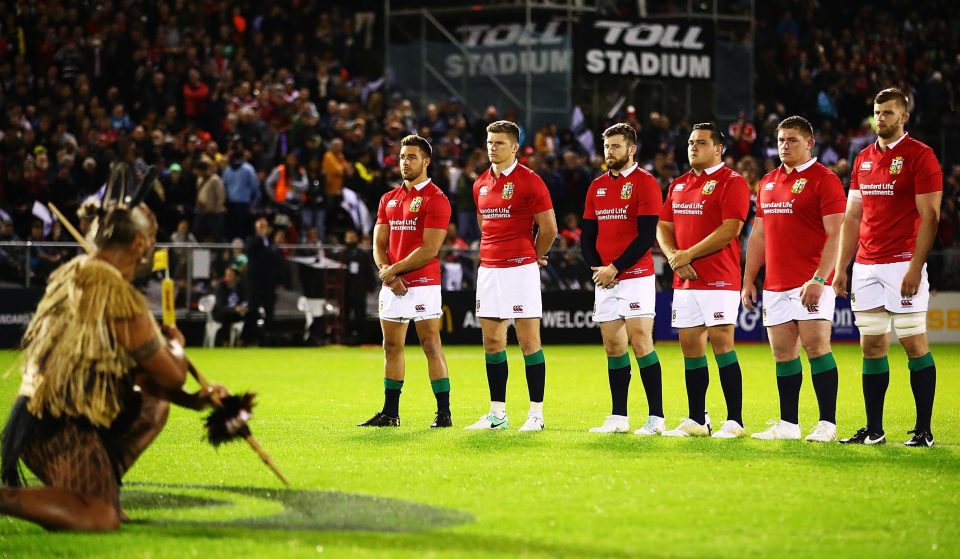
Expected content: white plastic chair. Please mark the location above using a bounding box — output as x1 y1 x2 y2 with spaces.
297 296 337 342
198 294 242 347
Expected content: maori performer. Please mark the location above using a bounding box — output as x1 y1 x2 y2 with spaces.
0 165 226 531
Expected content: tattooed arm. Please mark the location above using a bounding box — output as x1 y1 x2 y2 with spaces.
114 311 188 393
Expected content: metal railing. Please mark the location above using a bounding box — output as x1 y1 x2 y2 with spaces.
4 241 960 299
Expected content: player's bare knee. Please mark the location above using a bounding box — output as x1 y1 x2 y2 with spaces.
518 338 541 356
420 337 443 359
771 345 798 362
482 337 506 354
708 337 735 355
860 334 888 359
900 333 929 359
603 339 627 357
382 337 404 356
629 338 653 358
800 336 831 359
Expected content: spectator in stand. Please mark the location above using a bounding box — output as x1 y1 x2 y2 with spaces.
170 217 198 289
0 215 25 284
559 212 582 249
222 141 261 240
729 112 757 160
560 151 591 218
440 222 470 291
534 123 558 156
323 138 350 200
183 68 210 122
192 156 226 242
454 149 484 244
265 151 308 222
213 266 248 345
336 228 375 345
27 219 62 286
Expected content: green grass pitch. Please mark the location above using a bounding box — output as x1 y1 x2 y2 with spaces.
1 343 958 558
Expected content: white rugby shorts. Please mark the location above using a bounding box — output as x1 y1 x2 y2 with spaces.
762 286 835 327
593 275 656 323
476 263 542 319
671 289 740 328
851 262 929 314
379 285 442 322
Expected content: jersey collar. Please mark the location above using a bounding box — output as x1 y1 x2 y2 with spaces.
702 162 725 176
782 157 817 174
610 162 638 178
408 178 432 191
497 158 519 177
877 133 908 152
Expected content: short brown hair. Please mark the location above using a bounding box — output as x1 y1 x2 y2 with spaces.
875 87 909 110
777 115 814 139
399 134 432 159
602 123 637 146
486 120 521 144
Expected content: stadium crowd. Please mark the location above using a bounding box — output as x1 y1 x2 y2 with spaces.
0 0 956 292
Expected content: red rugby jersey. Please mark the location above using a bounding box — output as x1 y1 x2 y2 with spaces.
473 159 553 268
756 158 846 291
660 163 750 290
849 134 943 264
376 179 452 286
583 163 662 278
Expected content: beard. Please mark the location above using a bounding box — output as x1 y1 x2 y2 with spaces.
876 123 901 140
401 164 423 181
606 154 631 172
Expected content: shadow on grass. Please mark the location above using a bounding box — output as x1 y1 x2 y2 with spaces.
342 427 439 446
122 483 472 532
127 522 658 559
575 434 960 472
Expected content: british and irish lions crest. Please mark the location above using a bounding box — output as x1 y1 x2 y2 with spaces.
791 178 808 194
410 196 423 212
890 156 904 175
701 180 717 195
502 182 515 200
620 182 633 200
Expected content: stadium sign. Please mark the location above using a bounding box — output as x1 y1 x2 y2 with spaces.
388 13 571 135
579 19 714 80
445 20 572 78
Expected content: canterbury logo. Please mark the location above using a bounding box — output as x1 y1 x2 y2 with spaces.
807 305 819 313
513 305 524 313
629 302 641 310
415 304 426 312
713 312 725 319
901 299 913 307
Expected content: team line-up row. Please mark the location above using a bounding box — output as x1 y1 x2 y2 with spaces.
360 87 941 449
